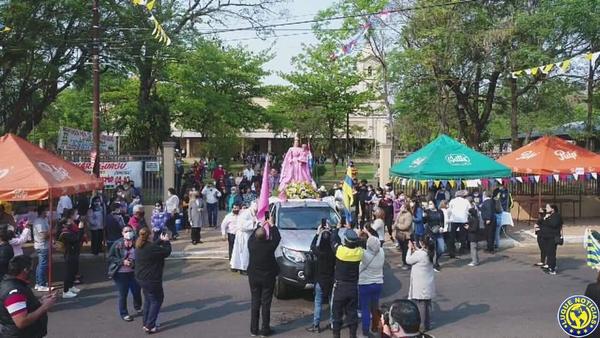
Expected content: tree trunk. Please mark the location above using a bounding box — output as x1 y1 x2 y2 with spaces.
328 119 337 177
509 77 520 150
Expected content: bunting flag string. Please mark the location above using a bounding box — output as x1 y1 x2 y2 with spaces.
511 51 600 78
330 7 392 60
132 0 171 46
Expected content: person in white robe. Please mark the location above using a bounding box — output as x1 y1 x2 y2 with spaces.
230 203 258 272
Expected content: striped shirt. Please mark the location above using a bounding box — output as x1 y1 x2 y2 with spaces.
4 290 27 317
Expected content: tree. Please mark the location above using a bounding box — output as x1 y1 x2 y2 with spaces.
271 44 373 175
164 40 270 161
0 0 90 136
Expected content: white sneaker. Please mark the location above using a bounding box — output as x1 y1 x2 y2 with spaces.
69 287 81 294
468 262 478 267
34 284 40 290
36 286 50 292
63 291 78 299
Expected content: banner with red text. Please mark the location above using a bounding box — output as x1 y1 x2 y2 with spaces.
73 161 142 188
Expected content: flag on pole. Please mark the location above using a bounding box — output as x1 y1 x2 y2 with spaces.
586 228 600 269
342 166 354 223
257 155 271 238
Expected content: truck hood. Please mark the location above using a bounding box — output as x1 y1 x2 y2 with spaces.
277 229 316 252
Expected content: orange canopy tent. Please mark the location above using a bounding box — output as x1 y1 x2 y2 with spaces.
0 133 103 289
0 133 103 201
497 136 600 175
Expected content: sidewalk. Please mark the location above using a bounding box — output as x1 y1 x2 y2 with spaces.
512 217 600 245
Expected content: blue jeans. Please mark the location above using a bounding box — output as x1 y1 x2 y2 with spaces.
358 283 383 335
207 203 218 227
313 282 333 327
495 214 505 247
138 280 164 330
113 272 142 317
35 249 49 286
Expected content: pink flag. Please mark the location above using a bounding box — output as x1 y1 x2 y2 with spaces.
257 155 271 238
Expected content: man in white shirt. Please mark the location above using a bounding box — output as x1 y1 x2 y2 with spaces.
221 204 242 263
32 205 50 291
165 187 180 239
243 165 255 182
202 182 222 228
447 190 471 258
56 194 72 219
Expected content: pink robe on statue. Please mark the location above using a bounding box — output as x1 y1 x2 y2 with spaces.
278 146 316 199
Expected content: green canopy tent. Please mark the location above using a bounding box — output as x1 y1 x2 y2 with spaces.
390 135 511 180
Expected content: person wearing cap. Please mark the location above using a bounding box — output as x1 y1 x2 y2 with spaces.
447 190 471 258
330 225 364 338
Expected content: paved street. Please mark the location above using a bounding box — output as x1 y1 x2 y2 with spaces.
44 229 592 338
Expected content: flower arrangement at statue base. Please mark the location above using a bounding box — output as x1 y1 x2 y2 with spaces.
284 182 319 200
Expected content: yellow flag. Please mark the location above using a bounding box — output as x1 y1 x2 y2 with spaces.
586 52 593 61
420 180 427 188
561 59 571 72
434 180 440 188
462 180 467 187
146 0 155 11
449 180 456 188
543 64 554 74
531 68 539 76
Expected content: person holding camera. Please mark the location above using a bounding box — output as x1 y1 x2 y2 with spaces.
58 209 84 299
307 222 336 333
358 232 385 337
330 226 364 338
406 236 435 332
107 226 142 322
135 227 171 334
536 204 563 275
423 200 444 272
247 221 281 337
380 299 434 338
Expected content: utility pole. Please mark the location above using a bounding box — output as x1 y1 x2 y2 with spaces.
346 111 350 162
92 0 101 177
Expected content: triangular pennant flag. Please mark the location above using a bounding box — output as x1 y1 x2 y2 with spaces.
510 177 517 183
511 70 524 78
525 69 532 75
481 179 489 189
434 180 441 188
449 180 456 188
586 173 592 181
529 176 535 182
592 172 598 180
586 52 594 61
516 177 523 183
401 178 407 186
561 59 572 72
531 67 539 76
592 52 600 66
496 178 503 184
534 175 540 183
573 173 579 181
553 174 560 182
462 180 467 187
542 64 554 74
547 175 553 183
427 180 433 188
441 180 448 188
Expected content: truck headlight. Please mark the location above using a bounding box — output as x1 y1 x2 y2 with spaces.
282 247 306 264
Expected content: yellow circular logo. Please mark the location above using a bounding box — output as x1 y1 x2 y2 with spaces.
558 295 599 337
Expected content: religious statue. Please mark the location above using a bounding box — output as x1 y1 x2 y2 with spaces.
278 136 316 200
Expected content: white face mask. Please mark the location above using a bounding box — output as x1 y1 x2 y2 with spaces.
123 231 135 241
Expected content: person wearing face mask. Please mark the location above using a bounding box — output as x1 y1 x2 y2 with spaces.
378 193 395 241
188 191 206 245
107 226 143 322
58 209 84 299
0 255 58 338
202 182 222 228
87 196 105 256
221 203 242 264
105 203 126 251
394 203 413 270
151 201 168 242
227 187 243 213
411 198 425 243
423 200 444 272
537 204 563 275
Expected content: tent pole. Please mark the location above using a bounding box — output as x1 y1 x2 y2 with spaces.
48 193 53 291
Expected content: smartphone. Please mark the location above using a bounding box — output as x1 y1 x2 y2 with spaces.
321 218 327 228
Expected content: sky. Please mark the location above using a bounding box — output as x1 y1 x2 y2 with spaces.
217 0 337 85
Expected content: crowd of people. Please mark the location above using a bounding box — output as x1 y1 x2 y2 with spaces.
0 152 568 337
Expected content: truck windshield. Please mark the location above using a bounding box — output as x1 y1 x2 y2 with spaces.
277 207 340 230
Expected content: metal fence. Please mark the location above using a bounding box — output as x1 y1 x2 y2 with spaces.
59 151 164 203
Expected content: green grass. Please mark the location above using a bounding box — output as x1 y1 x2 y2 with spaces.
315 163 377 187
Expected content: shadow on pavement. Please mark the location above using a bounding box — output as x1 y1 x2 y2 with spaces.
432 301 490 329
158 299 250 332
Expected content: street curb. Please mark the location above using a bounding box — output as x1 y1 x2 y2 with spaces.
523 230 584 244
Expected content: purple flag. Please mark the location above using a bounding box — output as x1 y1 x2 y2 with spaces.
257 155 271 237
